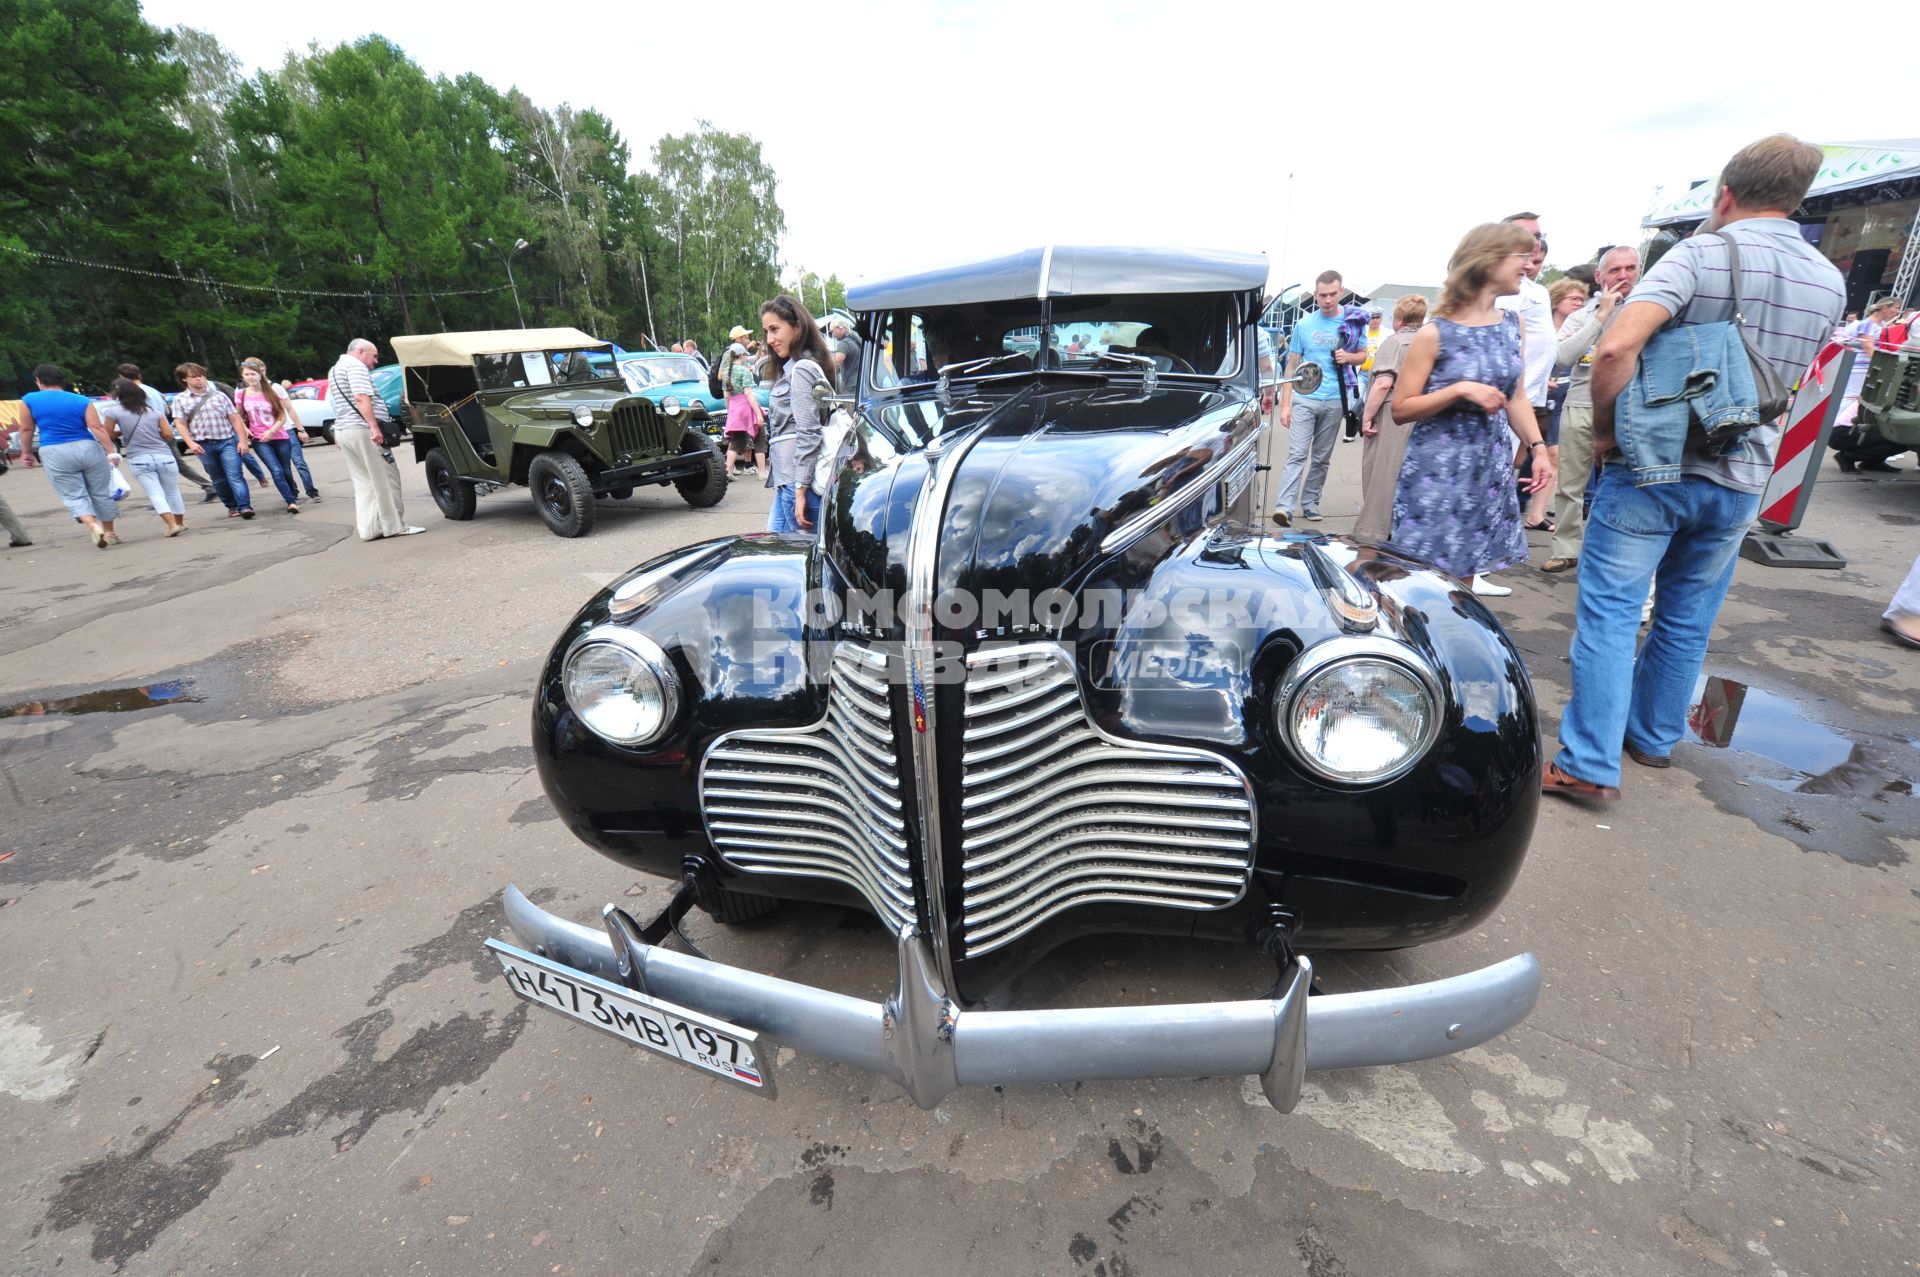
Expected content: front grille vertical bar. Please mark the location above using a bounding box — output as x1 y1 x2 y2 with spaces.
900 427 988 994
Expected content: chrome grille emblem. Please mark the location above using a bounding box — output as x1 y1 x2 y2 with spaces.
699 643 914 928
959 644 1254 957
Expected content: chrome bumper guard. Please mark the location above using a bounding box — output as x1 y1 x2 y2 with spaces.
502 885 1541 1112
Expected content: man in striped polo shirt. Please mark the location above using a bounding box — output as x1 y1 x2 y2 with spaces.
1545 134 1846 801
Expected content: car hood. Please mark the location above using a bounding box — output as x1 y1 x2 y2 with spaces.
488 383 635 415
630 379 718 406
830 380 1257 612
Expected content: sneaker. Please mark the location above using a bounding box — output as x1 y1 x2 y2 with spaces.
1471 576 1512 597
305 492 322 502
394 525 427 536
1303 508 1323 521
1270 509 1292 528
287 504 300 514
202 491 220 504
240 508 256 520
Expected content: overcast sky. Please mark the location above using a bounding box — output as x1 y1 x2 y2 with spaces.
143 0 1916 297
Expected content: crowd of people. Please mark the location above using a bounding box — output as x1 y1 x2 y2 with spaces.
1 337 422 549
1279 133 1914 801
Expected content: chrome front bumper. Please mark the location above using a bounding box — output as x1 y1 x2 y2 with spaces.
501 884 1541 1112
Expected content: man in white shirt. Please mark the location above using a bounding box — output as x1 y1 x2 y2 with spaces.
329 338 422 541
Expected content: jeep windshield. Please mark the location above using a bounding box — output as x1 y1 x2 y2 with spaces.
867 293 1240 394
618 356 707 392
475 346 618 391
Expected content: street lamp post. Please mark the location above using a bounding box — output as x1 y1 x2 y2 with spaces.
471 236 529 327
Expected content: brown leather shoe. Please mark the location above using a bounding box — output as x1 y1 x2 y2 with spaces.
1541 557 1577 574
1542 762 1620 801
1625 744 1671 769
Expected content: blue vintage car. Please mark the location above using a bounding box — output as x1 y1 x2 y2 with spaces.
616 350 769 439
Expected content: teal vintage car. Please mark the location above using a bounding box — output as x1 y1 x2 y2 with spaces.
616 350 768 440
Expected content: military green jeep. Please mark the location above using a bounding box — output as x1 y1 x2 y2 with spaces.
392 328 729 538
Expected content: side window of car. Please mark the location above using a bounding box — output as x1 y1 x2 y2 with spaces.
870 313 932 391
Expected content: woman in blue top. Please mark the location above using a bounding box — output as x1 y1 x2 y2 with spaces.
17 363 121 548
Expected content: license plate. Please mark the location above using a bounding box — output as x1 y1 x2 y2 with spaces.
486 939 775 1097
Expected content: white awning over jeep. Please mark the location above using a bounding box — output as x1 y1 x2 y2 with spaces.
392 328 605 367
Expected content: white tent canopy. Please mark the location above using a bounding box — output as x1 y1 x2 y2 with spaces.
1643 141 1920 227
392 328 604 367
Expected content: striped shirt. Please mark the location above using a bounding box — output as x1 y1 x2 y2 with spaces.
1630 216 1846 493
329 354 387 429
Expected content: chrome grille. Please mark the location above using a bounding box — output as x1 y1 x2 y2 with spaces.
609 402 667 458
699 643 913 928
959 644 1254 957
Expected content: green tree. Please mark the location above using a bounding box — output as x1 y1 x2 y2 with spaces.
647 122 784 349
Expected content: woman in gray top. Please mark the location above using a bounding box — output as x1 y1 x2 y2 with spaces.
102 377 189 536
758 294 836 536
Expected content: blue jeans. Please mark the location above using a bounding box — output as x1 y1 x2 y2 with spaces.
240 446 268 483
767 483 820 536
1554 465 1760 787
284 430 318 497
200 436 251 511
253 436 299 504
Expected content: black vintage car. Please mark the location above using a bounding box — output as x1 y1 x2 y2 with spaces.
490 246 1543 1111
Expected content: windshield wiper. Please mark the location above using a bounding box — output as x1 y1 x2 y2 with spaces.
934 352 1035 406
1090 349 1158 392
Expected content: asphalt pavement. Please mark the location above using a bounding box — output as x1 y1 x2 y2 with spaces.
2 430 1916 1277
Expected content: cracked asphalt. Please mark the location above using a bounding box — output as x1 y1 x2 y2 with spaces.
1 435 1916 1276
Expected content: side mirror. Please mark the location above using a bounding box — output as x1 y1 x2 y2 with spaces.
1260 364 1323 395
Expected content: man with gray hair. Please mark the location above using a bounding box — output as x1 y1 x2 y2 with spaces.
1542 244 1641 572
827 316 864 396
329 338 422 541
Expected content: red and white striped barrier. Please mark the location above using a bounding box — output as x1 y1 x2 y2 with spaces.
1756 341 1855 533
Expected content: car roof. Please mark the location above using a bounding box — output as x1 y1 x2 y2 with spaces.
848 245 1269 312
392 327 604 367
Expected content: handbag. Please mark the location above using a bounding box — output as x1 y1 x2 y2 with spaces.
1697 231 1793 431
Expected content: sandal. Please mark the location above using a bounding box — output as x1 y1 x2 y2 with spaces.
1524 517 1556 532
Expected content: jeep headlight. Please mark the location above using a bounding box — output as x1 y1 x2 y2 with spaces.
1277 641 1440 784
563 627 680 748
570 405 595 427
660 396 681 415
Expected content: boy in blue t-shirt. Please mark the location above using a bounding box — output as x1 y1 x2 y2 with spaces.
1273 272 1360 524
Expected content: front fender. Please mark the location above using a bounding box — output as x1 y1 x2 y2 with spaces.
531 535 827 888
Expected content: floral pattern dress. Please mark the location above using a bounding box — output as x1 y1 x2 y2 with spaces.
1389 314 1529 580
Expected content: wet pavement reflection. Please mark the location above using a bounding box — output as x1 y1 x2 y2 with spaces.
1685 674 1918 866
0 680 202 720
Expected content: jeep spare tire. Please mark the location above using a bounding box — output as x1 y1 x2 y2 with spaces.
424 447 477 521
528 451 596 538
674 440 730 509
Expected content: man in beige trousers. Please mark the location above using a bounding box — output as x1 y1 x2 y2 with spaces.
1543 246 1639 572
329 339 423 542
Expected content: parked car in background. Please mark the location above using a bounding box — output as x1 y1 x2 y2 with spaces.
494 245 1544 1114
285 379 335 444
396 327 728 538
615 351 727 440
283 368 405 445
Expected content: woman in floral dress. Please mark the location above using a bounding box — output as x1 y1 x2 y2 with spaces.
1389 223 1556 588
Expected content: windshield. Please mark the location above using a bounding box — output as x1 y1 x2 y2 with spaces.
867 293 1241 392
475 346 617 391
619 357 707 392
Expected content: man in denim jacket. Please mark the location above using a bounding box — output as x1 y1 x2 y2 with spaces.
1544 135 1845 801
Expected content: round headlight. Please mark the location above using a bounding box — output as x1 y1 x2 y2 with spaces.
660 396 681 414
562 628 681 748
1279 649 1438 784
570 405 595 427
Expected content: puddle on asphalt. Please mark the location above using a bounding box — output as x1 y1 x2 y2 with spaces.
0 680 202 720
1689 675 1916 801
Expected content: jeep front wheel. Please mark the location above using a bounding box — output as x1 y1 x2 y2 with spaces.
425 447 477 521
674 441 730 509
528 452 596 538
